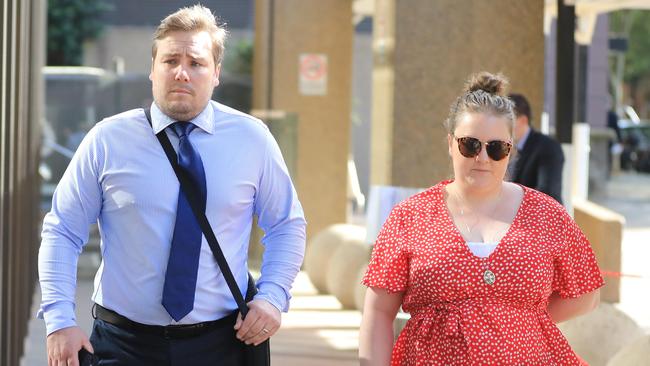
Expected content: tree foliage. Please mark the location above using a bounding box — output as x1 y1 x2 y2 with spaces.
610 10 650 84
47 0 112 66
223 40 253 76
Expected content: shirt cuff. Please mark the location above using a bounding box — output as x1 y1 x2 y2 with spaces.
254 281 291 312
39 302 77 335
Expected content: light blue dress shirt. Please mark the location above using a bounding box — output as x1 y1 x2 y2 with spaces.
38 101 307 335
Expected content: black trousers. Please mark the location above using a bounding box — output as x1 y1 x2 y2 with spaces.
89 315 245 366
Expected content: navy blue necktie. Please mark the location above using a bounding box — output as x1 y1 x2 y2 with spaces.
162 122 207 321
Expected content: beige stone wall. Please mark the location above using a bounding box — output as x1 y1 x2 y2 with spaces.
574 200 624 303
373 0 545 187
370 0 396 186
253 0 353 238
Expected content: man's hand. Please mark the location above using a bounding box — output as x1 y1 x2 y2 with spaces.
46 326 93 366
234 299 281 346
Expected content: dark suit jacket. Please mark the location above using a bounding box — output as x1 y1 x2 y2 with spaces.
511 129 565 203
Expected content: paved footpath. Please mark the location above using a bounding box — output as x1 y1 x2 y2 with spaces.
591 172 650 332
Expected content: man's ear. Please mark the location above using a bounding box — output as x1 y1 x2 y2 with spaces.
213 64 221 87
517 115 529 127
149 58 155 81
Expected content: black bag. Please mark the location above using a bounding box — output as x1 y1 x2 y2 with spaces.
78 348 97 366
145 109 271 366
243 275 271 365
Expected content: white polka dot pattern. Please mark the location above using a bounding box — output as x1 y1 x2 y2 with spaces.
362 180 604 365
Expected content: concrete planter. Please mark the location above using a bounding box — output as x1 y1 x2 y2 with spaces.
558 303 644 366
607 334 650 366
304 224 366 293
325 228 370 309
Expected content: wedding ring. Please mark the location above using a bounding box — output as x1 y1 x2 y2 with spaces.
262 328 270 334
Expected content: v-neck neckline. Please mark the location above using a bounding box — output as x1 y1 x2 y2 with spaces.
439 181 527 262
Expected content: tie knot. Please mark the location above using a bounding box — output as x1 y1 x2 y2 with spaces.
171 122 196 138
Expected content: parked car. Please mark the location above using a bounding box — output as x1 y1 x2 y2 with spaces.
618 119 650 173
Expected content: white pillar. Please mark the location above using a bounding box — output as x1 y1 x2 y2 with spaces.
562 143 574 217
572 123 591 202
562 123 591 217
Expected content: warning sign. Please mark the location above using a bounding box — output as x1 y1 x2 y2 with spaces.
299 53 327 96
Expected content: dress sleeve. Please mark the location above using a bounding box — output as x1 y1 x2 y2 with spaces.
362 206 409 293
552 210 605 298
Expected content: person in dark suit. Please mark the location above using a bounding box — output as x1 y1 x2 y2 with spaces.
508 93 564 203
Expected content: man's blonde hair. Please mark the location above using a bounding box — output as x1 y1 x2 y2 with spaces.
152 5 228 65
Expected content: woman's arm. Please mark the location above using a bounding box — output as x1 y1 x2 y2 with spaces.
359 287 404 366
547 289 600 323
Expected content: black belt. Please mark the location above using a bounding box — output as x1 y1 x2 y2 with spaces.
93 304 238 339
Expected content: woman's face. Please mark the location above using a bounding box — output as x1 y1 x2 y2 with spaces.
448 112 512 192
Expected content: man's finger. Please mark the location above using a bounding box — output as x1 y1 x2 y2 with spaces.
82 339 94 354
247 325 275 346
50 352 64 366
233 313 243 330
241 317 265 342
236 311 262 340
236 311 253 338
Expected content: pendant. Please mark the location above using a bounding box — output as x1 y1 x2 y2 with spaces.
483 269 496 285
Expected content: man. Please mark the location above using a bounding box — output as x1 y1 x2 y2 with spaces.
508 93 564 203
39 5 306 365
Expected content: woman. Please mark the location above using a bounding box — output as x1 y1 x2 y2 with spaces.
359 72 603 365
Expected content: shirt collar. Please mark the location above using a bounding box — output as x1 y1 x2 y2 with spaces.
517 127 532 151
149 101 215 135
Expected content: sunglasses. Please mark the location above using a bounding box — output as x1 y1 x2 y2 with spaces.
454 136 512 161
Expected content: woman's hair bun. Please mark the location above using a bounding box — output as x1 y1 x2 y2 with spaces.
465 72 509 96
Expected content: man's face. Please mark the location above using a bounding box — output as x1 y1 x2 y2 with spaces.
513 115 529 142
150 30 220 121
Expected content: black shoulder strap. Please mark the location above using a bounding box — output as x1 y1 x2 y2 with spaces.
144 108 250 317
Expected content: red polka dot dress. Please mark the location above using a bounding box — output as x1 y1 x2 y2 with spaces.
362 181 604 365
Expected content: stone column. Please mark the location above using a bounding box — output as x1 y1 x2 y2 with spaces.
253 0 353 238
372 0 545 187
